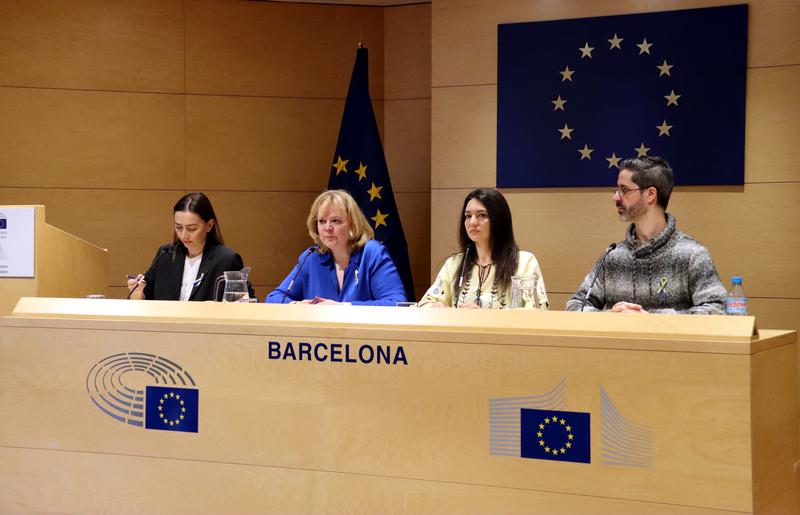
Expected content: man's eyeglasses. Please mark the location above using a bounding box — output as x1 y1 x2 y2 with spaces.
612 186 649 196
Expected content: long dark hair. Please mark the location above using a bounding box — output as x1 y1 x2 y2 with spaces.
453 188 519 298
172 192 224 252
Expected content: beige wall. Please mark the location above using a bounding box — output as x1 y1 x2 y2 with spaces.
0 0 431 301
431 0 800 330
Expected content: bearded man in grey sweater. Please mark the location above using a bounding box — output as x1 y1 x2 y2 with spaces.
566 156 726 314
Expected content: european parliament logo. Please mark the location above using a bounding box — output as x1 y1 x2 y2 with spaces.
87 352 199 433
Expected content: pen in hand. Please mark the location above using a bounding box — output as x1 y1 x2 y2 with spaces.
126 274 145 299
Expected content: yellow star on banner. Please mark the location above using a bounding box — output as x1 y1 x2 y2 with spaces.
332 155 349 175
657 59 673 77
665 90 681 106
366 182 383 201
657 120 673 136
634 142 650 157
558 123 574 140
637 38 653 55
608 33 623 50
559 66 575 82
578 144 594 160
579 42 595 58
354 162 368 181
371 209 389 228
552 95 567 111
606 153 621 169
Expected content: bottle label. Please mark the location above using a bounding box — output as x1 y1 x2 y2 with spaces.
726 298 747 315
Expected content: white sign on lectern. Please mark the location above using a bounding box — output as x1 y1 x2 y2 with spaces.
0 207 35 277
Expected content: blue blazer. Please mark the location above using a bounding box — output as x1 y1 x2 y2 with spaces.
266 240 407 306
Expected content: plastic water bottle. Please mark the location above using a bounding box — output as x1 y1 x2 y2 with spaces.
726 276 747 316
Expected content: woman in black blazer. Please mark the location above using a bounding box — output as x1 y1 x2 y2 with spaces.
127 192 255 301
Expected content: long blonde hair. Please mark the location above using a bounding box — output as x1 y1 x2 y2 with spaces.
306 190 374 253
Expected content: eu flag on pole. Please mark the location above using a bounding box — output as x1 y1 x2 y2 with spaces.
328 47 415 301
520 408 591 463
497 5 747 188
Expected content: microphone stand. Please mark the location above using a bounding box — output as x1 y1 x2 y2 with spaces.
280 246 316 304
127 245 172 300
580 243 617 312
454 245 472 309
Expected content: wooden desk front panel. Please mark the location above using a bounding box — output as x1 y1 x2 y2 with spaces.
1 318 778 513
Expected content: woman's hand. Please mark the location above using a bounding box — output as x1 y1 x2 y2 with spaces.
313 297 351 305
127 274 146 300
458 302 481 309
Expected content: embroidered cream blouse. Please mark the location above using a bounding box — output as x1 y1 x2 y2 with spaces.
418 251 549 309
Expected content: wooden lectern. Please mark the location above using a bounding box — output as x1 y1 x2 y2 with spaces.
0 205 108 315
1 298 797 514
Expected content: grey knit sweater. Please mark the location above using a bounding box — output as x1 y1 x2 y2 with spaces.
566 214 727 314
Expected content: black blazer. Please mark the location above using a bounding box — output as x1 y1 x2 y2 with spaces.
143 241 255 301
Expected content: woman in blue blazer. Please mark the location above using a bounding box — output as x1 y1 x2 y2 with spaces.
266 190 406 306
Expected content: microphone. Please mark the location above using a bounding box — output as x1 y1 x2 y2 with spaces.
580 243 617 312
454 244 472 309
280 246 316 304
127 244 172 299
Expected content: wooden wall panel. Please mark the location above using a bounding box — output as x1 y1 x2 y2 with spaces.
0 0 184 93
385 4 432 301
384 99 431 193
431 85 495 189
185 0 384 98
395 191 431 295
432 0 800 88
203 190 320 287
745 65 800 183
0 188 182 290
385 3 432 100
0 88 185 189
185 95 344 191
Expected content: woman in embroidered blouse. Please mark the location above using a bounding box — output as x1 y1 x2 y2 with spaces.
418 188 549 309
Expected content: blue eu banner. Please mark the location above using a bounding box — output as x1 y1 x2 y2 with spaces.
497 5 747 188
520 408 590 463
145 386 199 433
328 47 415 301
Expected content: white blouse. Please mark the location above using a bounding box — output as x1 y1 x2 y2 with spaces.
179 253 203 301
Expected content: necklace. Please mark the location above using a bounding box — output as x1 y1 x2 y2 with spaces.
474 263 493 307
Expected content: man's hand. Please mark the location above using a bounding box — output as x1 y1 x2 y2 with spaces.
610 301 649 313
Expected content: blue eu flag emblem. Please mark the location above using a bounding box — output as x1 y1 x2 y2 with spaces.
145 386 198 433
0 218 6 229
520 408 590 463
